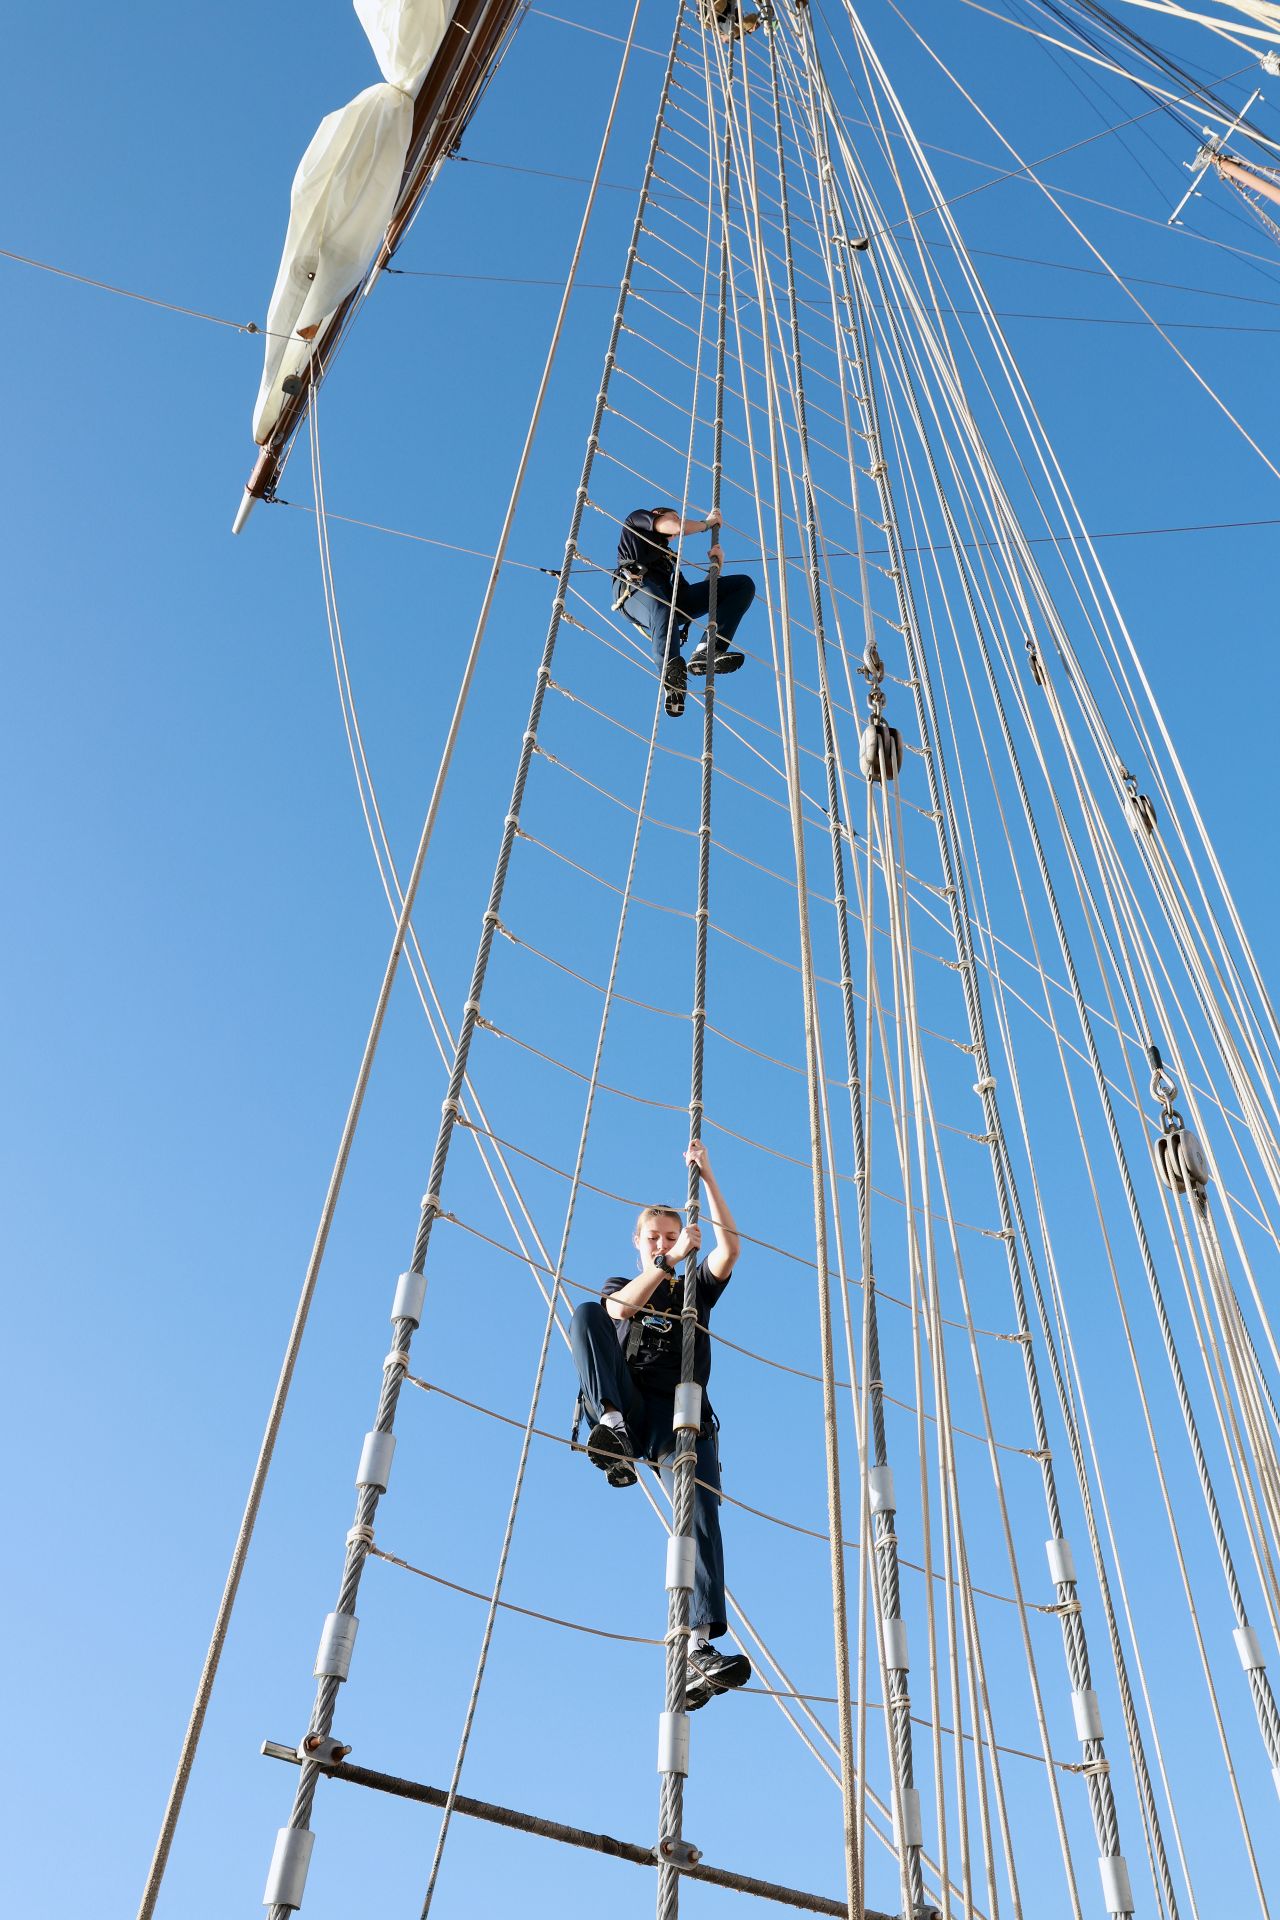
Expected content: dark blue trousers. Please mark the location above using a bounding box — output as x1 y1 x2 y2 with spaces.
571 1300 727 1638
623 573 756 668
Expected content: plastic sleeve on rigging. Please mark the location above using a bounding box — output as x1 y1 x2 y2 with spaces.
262 1828 314 1911
672 1382 702 1432
1098 1853 1135 1916
657 1711 689 1777
391 1270 426 1327
1046 1537 1077 1587
867 1463 896 1513
1071 1688 1104 1742
883 1617 909 1671
894 1786 923 1849
1234 1624 1266 1671
314 1612 358 1682
356 1431 395 1493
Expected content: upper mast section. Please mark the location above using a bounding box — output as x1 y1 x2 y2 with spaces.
232 0 524 536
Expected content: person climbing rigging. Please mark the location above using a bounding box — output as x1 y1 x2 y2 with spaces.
613 505 756 718
700 0 762 36
570 1141 752 1711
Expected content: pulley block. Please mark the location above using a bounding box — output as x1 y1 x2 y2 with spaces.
1152 1127 1210 1195
860 720 904 783
1127 790 1157 835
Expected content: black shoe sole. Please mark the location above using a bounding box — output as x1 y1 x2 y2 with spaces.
663 658 687 717
685 1673 714 1713
686 1651 751 1705
688 651 744 677
586 1423 638 1488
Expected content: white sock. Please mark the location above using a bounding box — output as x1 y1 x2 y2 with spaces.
689 1630 711 1653
600 1409 626 1431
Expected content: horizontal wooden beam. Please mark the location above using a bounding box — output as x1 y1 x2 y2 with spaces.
261 1739 893 1919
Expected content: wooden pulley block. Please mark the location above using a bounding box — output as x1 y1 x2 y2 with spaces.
1152 1127 1210 1195
1027 645 1046 687
860 720 904 783
1128 790 1157 835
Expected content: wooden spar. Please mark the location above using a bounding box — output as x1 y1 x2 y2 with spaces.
260 1742 903 1918
238 0 525 516
1216 151 1280 207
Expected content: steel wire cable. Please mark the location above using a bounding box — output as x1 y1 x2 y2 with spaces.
868 242 1280 1785
769 16 926 1911
821 0 1280 1107
913 457 1195 1916
804 84 1137 1920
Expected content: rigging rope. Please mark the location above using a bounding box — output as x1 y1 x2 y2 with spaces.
201 8 1280 1917
738 22 865 1916
797 31 1142 1911
257 8 663 1913
657 16 732 1917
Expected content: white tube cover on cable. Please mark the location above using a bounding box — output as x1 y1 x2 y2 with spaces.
354 0 460 92
253 82 413 443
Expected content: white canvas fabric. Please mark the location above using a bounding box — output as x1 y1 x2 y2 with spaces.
354 0 459 92
253 82 413 444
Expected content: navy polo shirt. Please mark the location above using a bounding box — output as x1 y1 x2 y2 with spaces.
616 507 690 596
600 1258 731 1394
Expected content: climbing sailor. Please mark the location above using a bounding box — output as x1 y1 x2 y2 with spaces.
613 505 756 718
570 1141 751 1710
700 0 762 36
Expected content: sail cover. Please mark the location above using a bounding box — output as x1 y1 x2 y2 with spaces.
252 2 461 445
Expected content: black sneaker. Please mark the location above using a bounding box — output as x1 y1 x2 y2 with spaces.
663 654 687 718
685 1641 751 1710
688 642 744 677
586 1421 637 1488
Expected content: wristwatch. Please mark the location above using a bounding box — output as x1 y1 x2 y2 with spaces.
654 1251 675 1277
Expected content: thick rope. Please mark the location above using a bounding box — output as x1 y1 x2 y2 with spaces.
656 20 730 1919
727 22 865 1917
795 60 1136 1903
783 19 930 1913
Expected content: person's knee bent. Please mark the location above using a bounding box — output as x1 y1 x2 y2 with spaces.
571 1299 612 1341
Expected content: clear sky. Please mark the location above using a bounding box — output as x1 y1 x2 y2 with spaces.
6 4 1280 1918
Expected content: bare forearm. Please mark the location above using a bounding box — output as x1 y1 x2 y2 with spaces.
700 1169 740 1262
654 510 720 540
606 1263 669 1319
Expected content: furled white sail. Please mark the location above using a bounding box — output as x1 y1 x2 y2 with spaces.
252 82 413 445
355 0 460 92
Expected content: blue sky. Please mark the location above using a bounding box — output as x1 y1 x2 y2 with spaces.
6 3 1280 1917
